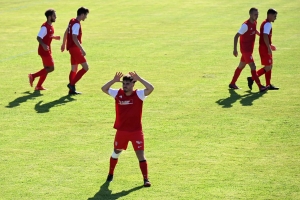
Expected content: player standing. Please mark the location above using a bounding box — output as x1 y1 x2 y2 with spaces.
28 9 60 90
248 8 279 90
229 7 268 92
61 7 89 95
101 71 154 187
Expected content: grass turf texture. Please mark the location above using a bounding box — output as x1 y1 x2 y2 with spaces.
1 0 300 199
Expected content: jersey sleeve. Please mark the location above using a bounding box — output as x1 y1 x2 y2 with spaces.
108 88 119 98
37 26 47 39
263 22 272 34
137 89 146 101
238 24 248 35
72 23 80 35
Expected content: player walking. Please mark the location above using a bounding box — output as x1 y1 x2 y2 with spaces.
247 8 279 90
229 7 268 92
28 9 60 90
101 71 154 187
61 7 89 95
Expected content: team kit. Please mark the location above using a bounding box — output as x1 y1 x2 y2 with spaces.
28 6 278 187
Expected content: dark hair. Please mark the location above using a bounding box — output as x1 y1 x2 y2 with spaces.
45 9 55 18
249 7 258 14
267 8 277 15
77 7 89 16
123 75 135 83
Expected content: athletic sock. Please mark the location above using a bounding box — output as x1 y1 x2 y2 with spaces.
32 68 47 79
109 157 118 175
36 74 47 87
230 67 242 85
139 160 148 179
70 68 87 85
69 71 76 83
251 70 262 88
265 70 272 86
256 68 266 77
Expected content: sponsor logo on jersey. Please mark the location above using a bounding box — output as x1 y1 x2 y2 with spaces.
118 99 133 105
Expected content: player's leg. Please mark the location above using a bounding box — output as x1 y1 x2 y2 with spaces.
229 57 246 89
107 131 129 182
69 64 78 83
70 62 89 86
132 131 151 187
247 62 268 92
263 65 278 90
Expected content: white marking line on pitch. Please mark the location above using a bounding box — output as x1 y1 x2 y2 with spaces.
0 50 35 63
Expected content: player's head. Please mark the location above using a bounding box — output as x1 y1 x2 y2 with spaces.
122 75 136 92
77 7 89 21
249 7 258 21
45 9 56 23
267 8 277 22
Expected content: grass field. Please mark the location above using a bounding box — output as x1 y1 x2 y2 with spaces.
1 0 300 199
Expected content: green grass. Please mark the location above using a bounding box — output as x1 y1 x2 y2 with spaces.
1 0 300 199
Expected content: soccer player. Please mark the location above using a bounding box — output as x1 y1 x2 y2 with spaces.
61 7 89 95
28 9 60 90
229 7 268 92
248 8 279 90
101 71 154 187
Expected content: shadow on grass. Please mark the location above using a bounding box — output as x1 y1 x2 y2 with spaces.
216 89 266 108
34 95 76 113
87 182 144 200
6 90 43 108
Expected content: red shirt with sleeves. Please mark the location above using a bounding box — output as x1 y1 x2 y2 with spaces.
66 18 82 50
239 20 257 54
38 22 54 56
259 19 272 51
113 89 144 131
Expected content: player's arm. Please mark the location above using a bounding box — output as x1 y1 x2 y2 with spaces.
72 34 85 56
61 28 68 52
233 33 240 57
101 72 123 95
256 30 260 36
37 26 48 51
129 71 154 96
263 34 272 55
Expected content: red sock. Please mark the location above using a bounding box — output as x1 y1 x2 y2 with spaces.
70 68 87 85
230 67 242 85
251 70 262 88
139 160 148 179
37 74 47 87
265 70 271 86
109 157 118 175
32 69 47 79
256 68 266 77
69 71 76 83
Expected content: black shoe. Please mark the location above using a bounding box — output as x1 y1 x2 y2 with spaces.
68 90 81 95
229 84 240 89
268 84 279 90
259 86 268 92
247 77 254 90
67 84 76 92
106 174 113 182
143 179 151 187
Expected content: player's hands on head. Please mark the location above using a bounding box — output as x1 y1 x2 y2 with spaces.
129 71 140 82
114 72 123 82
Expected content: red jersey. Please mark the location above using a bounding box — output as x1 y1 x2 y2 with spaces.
239 20 257 54
38 22 54 56
259 19 272 50
113 89 144 131
66 18 82 50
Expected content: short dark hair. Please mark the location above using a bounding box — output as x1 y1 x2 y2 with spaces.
77 7 89 16
45 9 55 18
267 8 277 15
123 75 135 83
249 7 258 14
